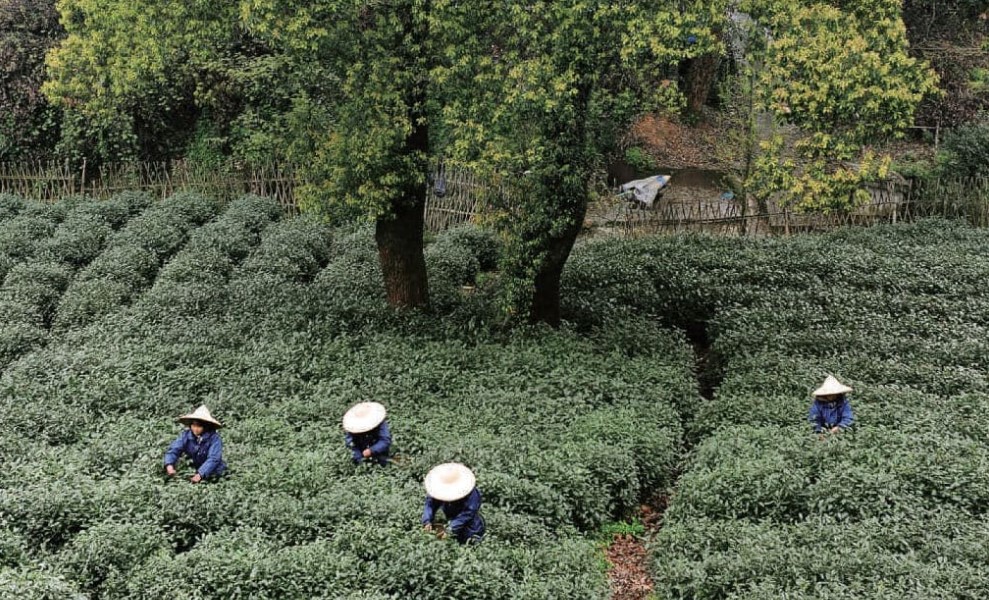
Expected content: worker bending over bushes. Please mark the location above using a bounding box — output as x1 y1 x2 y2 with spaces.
343 401 392 466
422 463 486 545
163 405 227 483
809 376 854 435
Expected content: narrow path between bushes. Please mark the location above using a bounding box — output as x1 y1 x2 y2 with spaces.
606 317 722 600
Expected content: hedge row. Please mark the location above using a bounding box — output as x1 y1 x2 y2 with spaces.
565 221 989 598
53 193 219 331
0 193 152 369
135 194 282 319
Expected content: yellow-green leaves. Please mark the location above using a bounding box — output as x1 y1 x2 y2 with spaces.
738 1 939 212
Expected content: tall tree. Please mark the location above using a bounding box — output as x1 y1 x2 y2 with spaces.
440 1 716 324
738 0 939 211
43 0 241 162
0 0 62 160
243 1 436 308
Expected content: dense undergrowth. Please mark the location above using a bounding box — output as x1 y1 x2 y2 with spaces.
564 220 989 598
0 191 986 598
0 193 694 599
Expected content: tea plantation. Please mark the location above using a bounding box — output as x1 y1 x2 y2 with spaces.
565 221 989 598
0 192 692 599
0 191 986 598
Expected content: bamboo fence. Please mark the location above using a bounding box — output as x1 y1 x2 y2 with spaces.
1 160 985 236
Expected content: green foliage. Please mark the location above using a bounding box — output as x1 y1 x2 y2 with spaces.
0 566 86 600
560 220 989 597
624 146 659 174
54 193 219 330
937 123 989 179
56 522 169 595
724 1 940 212
43 0 241 162
443 1 700 320
0 198 704 597
0 0 63 160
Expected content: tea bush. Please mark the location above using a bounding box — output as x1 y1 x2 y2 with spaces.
54 193 219 330
138 194 282 318
0 194 26 221
0 200 68 283
0 210 695 598
568 220 989 597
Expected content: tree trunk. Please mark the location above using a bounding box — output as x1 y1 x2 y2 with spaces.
376 199 429 309
682 53 722 117
374 0 430 310
528 203 587 326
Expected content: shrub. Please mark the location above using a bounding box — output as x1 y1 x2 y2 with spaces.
0 566 86 600
434 225 502 271
938 123 989 179
0 194 25 221
56 522 169 596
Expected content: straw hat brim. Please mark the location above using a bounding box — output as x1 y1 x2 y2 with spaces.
342 402 387 434
813 377 853 398
424 463 476 502
177 406 223 428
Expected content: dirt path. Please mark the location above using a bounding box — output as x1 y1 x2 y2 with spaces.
607 317 720 599
606 534 654 600
606 495 669 600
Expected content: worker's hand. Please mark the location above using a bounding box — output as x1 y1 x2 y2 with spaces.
436 529 447 540
165 465 176 476
830 426 841 434
189 473 203 484
362 449 372 458
423 523 433 532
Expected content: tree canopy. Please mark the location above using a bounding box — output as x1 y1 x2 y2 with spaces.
0 0 63 160
24 0 947 321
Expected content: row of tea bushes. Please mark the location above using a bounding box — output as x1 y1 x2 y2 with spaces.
0 210 694 599
53 192 220 331
569 222 989 598
0 193 151 368
136 194 283 319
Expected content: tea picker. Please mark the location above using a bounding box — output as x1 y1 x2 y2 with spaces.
343 402 392 466
163 405 227 483
422 463 486 545
809 376 854 435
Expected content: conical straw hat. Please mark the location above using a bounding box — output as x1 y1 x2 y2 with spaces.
424 463 476 502
177 405 223 428
812 375 853 398
342 402 387 434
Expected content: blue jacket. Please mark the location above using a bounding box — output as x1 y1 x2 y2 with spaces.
345 421 391 464
809 396 854 433
422 488 485 544
164 429 226 478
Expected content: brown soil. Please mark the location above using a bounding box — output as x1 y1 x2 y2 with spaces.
631 114 725 171
631 111 938 172
605 493 670 600
606 534 654 600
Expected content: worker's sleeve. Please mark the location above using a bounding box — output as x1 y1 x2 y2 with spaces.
345 431 354 449
196 435 224 478
422 496 439 525
808 402 823 433
369 422 391 456
448 490 480 534
163 431 187 466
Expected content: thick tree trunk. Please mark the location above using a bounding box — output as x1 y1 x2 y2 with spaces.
528 203 587 326
682 53 722 117
376 199 429 308
374 0 430 310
